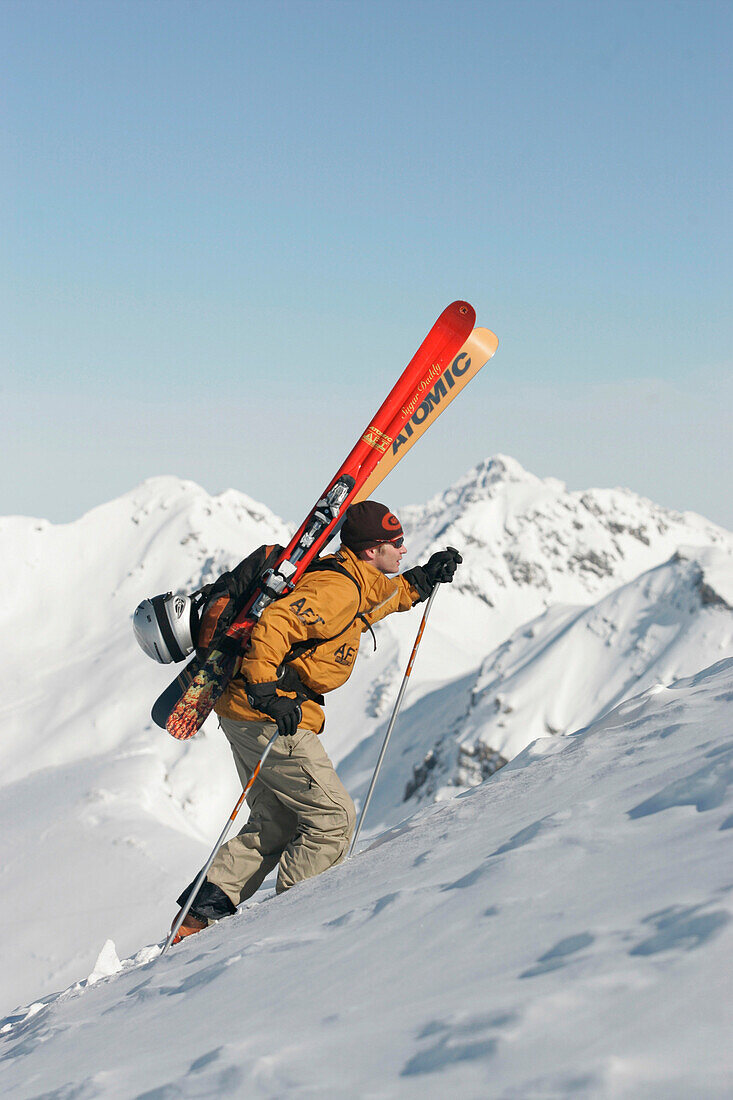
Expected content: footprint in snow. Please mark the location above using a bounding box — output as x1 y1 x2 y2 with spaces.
629 904 731 956
520 932 596 978
401 1011 518 1077
628 744 733 818
324 892 400 928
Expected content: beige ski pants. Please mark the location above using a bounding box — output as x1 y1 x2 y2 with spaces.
207 717 356 906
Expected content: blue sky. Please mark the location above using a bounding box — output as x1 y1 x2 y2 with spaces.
3 0 731 527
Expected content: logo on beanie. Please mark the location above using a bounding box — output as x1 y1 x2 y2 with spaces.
341 501 402 550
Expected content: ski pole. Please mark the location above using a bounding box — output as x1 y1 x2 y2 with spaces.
349 582 440 856
162 726 281 955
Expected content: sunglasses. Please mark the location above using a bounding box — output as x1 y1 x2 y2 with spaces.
376 536 404 548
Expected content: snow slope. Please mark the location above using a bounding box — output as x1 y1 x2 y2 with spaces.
460 546 733 762
1 458 731 1021
1 659 731 1098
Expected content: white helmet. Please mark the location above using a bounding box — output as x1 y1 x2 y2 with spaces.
133 593 198 664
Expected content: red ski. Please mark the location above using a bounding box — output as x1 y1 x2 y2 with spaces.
165 301 476 740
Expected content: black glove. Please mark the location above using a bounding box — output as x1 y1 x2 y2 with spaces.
424 546 462 586
246 681 302 737
403 546 463 601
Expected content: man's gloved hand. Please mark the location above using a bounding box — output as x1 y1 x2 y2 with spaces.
403 546 463 601
423 546 463 587
246 681 302 737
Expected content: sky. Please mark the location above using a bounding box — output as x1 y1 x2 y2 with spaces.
2 0 732 529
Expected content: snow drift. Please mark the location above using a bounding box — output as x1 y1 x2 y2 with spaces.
1 659 732 1097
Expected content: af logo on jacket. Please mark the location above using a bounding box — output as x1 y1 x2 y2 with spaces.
288 598 326 627
334 643 356 666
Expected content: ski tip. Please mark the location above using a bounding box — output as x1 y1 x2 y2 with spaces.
470 327 499 359
444 301 476 329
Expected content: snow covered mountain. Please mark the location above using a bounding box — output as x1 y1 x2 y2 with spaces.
2 659 732 1097
0 476 292 785
349 544 732 812
402 454 731 625
458 545 733 762
335 457 733 813
1 457 732 1026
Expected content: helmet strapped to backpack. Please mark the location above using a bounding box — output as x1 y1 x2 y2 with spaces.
133 592 200 664
132 544 284 665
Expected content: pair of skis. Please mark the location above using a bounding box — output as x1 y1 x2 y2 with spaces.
154 301 498 742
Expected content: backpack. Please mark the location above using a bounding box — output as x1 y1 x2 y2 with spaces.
194 543 283 656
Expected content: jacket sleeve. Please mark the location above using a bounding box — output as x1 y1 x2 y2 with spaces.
360 574 421 630
240 573 360 686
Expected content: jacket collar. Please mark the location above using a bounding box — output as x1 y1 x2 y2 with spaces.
334 544 398 605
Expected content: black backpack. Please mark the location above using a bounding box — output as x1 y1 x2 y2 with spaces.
194 543 283 656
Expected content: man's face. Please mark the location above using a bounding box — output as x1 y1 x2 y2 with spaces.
367 540 407 575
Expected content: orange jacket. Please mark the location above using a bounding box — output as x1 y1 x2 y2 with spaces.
215 545 421 733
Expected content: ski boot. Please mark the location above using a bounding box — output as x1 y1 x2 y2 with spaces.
170 909 208 945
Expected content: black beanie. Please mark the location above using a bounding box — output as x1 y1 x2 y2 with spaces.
341 501 403 552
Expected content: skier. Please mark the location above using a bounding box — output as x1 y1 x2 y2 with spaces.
172 500 461 941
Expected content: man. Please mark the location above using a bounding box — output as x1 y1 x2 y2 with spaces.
172 500 461 941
